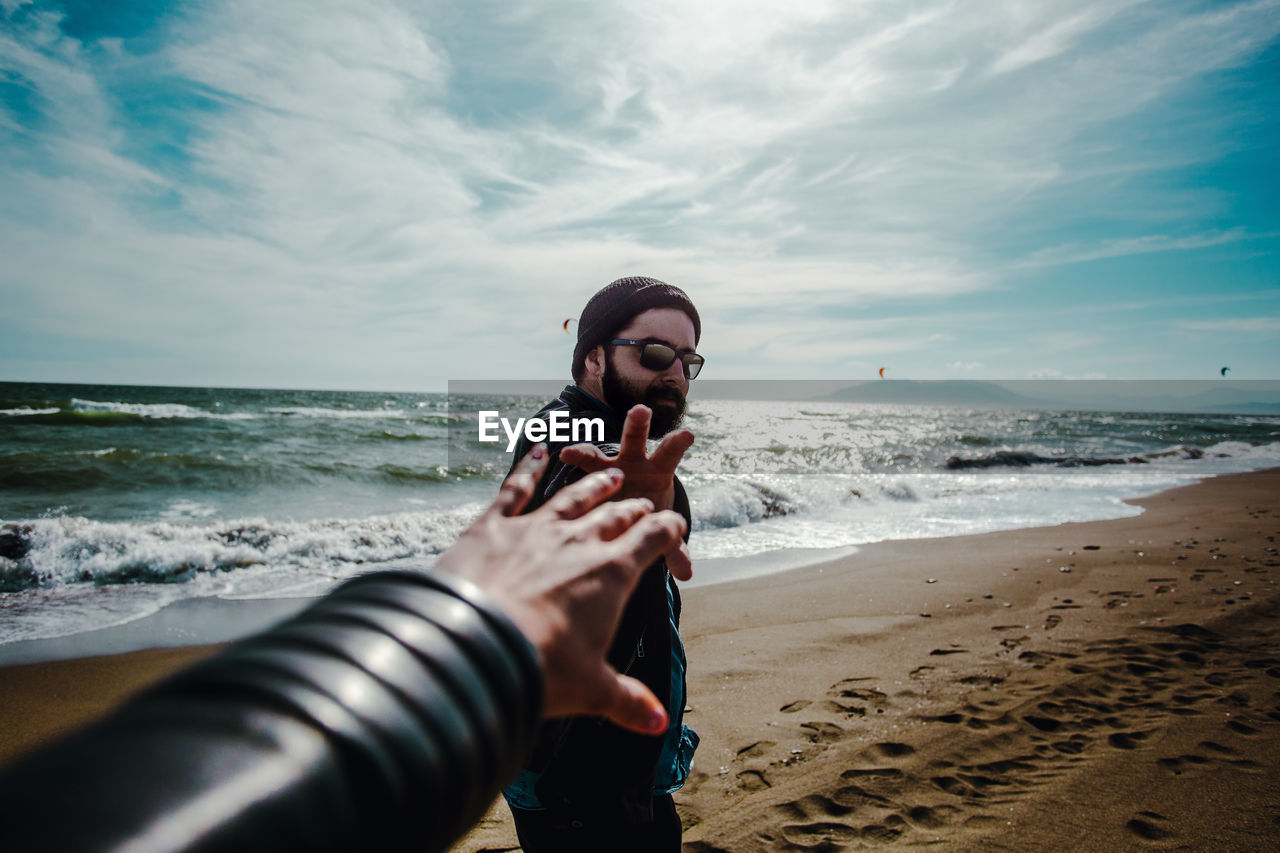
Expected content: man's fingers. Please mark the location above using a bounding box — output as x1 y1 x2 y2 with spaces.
610 510 687 573
666 540 693 582
557 442 611 472
491 443 548 517
596 672 669 736
650 429 694 471
617 405 652 458
541 468 624 520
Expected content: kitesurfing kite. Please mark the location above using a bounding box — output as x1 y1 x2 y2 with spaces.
878 367 887 379
1221 366 1230 377
563 318 576 335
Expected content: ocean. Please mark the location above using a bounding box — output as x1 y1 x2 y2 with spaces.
3 380 1279 652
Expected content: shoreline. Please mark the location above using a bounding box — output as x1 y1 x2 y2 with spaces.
2 469 1278 849
0 465 1240 664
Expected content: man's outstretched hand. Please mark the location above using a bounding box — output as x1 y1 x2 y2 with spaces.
557 404 694 579
437 444 688 736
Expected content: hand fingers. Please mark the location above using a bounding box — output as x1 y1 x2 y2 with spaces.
650 429 694 471
557 442 611 472
617 405 652 459
490 444 548 517
578 497 655 542
665 540 693 582
596 671 669 735
608 510 687 575
541 468 624 520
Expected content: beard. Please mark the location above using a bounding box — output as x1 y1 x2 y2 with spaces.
602 354 687 438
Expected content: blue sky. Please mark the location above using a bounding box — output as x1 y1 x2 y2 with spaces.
1 0 1277 390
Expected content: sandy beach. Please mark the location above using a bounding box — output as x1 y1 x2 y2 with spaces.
2 469 1277 850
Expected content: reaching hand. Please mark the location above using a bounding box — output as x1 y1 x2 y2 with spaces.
556 404 694 579
437 444 688 736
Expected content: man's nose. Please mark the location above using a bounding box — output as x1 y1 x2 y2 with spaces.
662 357 688 383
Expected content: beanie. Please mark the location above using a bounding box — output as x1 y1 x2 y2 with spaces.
571 277 701 380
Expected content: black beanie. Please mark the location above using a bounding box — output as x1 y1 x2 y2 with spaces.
572 276 701 380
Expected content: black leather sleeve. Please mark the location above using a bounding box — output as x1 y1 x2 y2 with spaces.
0 570 543 853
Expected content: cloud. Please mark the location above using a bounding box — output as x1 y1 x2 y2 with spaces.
1180 317 1280 334
1 0 1278 385
1012 229 1261 269
989 7 1119 76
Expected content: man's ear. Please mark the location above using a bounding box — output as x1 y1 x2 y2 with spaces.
584 344 606 380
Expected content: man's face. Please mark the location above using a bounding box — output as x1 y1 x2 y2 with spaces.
600 307 697 438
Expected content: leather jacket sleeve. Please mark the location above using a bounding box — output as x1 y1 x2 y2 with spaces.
0 570 543 853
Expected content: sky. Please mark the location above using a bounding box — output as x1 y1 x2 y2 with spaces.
1 0 1277 390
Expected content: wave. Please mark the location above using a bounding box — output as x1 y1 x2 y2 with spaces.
265 406 422 420
0 400 445 425
0 508 479 593
944 446 1210 470
693 480 800 530
0 407 61 416
362 430 440 442
1 399 259 425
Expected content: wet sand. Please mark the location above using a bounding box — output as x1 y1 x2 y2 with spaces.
2 470 1278 849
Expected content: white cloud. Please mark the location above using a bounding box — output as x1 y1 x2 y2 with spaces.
1 0 1278 385
1014 229 1258 269
989 7 1118 76
1181 317 1280 334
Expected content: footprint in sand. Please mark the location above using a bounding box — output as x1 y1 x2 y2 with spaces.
771 794 862 848
736 769 771 791
1127 810 1178 843
904 803 962 829
1106 730 1152 750
827 681 890 716
1225 719 1260 735
800 721 846 744
736 740 776 758
816 698 866 719
869 742 916 759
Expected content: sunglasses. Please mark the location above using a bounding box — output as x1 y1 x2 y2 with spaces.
610 339 705 379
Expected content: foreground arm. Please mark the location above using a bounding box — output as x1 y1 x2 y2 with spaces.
0 446 686 853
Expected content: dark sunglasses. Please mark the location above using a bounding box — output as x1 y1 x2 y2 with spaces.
610 339 705 379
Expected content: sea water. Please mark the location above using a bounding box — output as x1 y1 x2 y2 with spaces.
2 381 1278 648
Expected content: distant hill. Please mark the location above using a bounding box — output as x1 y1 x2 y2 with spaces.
820 380 1030 406
815 380 1280 413
1204 402 1280 414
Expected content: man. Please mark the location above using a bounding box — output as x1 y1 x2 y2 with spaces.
502 276 705 852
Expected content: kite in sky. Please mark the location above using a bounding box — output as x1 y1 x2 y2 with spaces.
563 318 576 335
879 367 887 379
1221 366 1230 376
